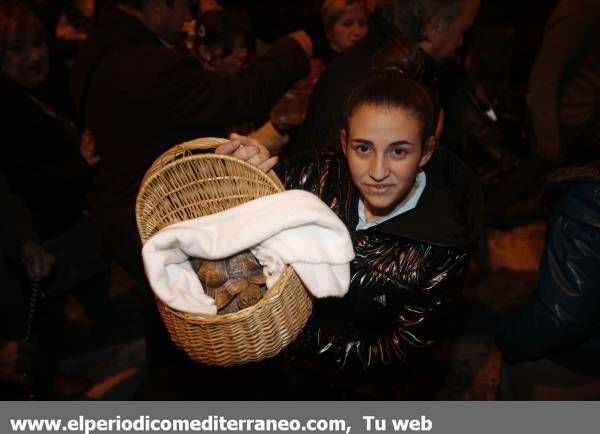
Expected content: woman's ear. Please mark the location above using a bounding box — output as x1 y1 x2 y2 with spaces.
341 129 349 157
435 108 445 139
419 136 436 168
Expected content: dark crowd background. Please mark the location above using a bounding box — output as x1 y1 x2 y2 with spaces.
1 0 598 400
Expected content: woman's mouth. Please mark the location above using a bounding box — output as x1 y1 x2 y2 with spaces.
365 184 393 194
25 63 44 75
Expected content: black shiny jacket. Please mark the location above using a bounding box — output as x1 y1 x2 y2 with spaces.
277 148 484 379
496 164 600 377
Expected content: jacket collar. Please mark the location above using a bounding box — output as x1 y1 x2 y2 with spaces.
357 148 484 248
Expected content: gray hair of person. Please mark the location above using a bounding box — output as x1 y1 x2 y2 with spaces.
380 0 466 43
321 0 367 34
0 0 45 65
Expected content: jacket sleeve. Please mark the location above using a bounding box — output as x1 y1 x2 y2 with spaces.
528 0 594 148
495 198 600 362
0 172 39 262
160 36 309 131
295 232 468 371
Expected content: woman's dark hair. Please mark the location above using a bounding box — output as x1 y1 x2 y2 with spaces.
381 0 465 43
345 69 437 142
0 0 45 66
369 34 441 130
371 34 425 81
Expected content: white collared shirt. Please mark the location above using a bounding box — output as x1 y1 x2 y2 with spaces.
356 171 427 230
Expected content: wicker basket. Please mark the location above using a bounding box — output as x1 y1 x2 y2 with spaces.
136 137 313 366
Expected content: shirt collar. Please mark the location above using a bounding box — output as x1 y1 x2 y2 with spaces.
356 171 427 230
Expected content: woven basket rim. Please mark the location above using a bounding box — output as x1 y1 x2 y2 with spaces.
135 147 285 245
136 153 283 242
144 152 283 193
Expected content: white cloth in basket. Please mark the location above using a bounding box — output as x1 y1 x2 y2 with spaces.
142 189 355 314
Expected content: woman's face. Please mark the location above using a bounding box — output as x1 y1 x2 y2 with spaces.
328 4 368 52
1 27 49 88
342 104 434 221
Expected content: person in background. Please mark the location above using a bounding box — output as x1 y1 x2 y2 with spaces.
70 0 312 391
247 1 369 155
70 0 312 292
0 0 110 398
194 8 252 77
0 171 93 399
495 0 600 400
0 172 52 399
318 0 368 63
288 0 480 158
0 0 92 242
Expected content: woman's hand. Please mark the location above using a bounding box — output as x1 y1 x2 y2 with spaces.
21 241 55 282
80 129 101 167
215 133 278 172
0 340 33 384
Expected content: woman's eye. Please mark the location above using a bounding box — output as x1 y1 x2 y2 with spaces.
391 147 407 157
354 144 370 153
342 20 354 28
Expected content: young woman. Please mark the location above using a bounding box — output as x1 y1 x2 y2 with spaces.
217 69 483 399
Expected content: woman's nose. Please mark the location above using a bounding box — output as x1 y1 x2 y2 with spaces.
29 46 43 61
369 155 389 181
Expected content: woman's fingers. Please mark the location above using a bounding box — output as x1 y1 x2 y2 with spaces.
214 139 238 155
215 134 276 173
257 156 279 173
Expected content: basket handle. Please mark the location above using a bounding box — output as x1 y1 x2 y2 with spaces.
153 137 229 168
143 137 285 191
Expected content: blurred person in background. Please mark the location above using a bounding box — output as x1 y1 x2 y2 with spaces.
194 7 252 77
495 0 600 400
0 172 51 400
249 1 369 155
70 0 312 394
0 0 111 398
288 0 480 158
0 170 94 400
317 0 369 63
